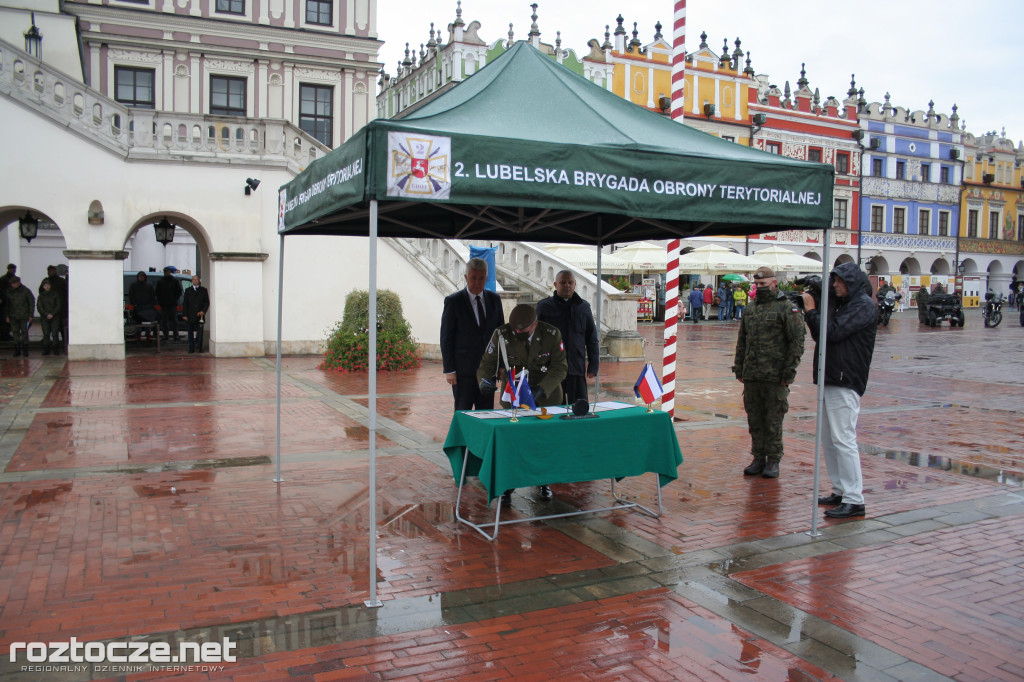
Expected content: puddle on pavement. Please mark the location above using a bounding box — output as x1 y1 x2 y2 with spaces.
13 482 73 509
862 444 1024 487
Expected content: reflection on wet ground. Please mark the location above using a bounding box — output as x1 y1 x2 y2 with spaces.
0 315 1022 680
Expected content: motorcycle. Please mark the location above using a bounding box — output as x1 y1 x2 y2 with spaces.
877 290 901 326
983 292 1003 328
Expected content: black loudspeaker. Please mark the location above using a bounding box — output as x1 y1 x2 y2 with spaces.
561 398 598 420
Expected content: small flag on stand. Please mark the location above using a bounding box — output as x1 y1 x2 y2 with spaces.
502 368 517 405
634 363 664 405
514 373 538 410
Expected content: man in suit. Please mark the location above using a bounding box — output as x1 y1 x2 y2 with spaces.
440 258 504 410
182 275 209 353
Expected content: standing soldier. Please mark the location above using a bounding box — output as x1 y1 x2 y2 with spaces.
915 284 930 324
6 277 35 357
732 267 806 479
36 279 62 356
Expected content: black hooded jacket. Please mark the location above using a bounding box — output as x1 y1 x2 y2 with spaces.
803 261 877 396
535 290 599 377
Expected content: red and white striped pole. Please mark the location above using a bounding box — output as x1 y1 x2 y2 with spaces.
662 2 686 417
670 0 686 121
662 239 680 416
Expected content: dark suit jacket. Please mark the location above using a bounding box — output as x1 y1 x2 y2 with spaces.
440 288 503 376
183 286 210 319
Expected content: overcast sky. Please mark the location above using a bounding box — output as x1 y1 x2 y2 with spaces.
378 0 1024 145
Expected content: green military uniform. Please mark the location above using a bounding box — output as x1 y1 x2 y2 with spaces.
478 320 568 407
36 287 62 354
732 290 805 464
6 284 35 354
915 286 930 323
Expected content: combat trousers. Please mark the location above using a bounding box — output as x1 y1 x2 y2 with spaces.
821 385 864 505
742 380 790 461
40 317 58 350
10 317 30 347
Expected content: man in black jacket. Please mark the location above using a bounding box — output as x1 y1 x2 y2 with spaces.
155 267 184 341
182 275 209 353
440 258 504 410
536 270 599 404
802 262 878 519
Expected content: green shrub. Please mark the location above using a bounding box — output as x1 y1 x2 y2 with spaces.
607 275 632 292
320 290 420 372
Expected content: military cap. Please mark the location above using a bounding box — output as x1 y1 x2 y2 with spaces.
753 266 776 279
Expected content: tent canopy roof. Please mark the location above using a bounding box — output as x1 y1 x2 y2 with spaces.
280 42 834 245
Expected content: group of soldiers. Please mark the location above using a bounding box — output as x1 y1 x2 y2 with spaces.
0 263 68 357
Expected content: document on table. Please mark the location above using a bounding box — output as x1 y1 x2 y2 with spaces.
593 401 637 411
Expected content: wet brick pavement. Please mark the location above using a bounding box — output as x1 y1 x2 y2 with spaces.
0 313 1022 681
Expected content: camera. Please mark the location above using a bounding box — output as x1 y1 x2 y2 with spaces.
785 274 822 310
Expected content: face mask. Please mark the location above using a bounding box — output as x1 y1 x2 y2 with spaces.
755 286 772 300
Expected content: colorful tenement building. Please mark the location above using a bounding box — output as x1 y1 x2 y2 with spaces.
378 3 1024 294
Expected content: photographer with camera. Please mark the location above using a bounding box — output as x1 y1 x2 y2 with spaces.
802 262 878 519
733 267 805 479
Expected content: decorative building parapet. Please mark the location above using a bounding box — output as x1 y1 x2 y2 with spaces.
959 238 1024 256
861 177 961 203
861 233 956 252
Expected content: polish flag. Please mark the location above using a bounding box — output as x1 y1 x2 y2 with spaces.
634 363 664 404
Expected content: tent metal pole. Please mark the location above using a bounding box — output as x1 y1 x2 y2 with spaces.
274 233 285 484
365 199 382 608
595 241 602 404
807 233 831 537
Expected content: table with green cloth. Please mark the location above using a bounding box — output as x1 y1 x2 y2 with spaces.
443 405 683 504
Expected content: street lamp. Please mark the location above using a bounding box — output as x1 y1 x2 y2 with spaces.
957 261 967 275
24 13 42 59
18 210 39 243
153 217 175 246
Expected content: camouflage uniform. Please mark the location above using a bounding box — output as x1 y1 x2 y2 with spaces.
732 290 805 464
477 320 568 407
915 287 930 323
6 284 35 351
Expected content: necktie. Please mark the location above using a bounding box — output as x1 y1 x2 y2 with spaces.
475 295 485 327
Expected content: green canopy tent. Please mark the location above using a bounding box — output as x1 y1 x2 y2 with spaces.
277 42 835 604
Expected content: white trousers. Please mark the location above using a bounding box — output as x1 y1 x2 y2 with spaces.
821 385 864 505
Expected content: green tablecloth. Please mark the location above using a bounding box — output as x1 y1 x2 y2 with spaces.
443 406 683 502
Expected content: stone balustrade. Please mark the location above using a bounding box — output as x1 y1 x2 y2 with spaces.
0 37 328 172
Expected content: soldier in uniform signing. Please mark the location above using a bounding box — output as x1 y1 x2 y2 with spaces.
477 303 568 502
732 267 805 479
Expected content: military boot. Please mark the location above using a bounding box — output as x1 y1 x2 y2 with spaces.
12 346 21 357
743 457 766 476
762 460 780 478
21 345 28 357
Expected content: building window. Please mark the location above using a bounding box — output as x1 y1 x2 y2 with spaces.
940 166 950 184
968 209 978 238
833 199 847 229
210 75 246 116
114 66 154 109
721 135 735 143
895 160 905 180
766 141 781 155
893 207 905 233
938 211 950 237
872 158 883 177
989 211 1000 239
216 0 244 14
871 205 884 232
299 84 333 147
918 209 930 235
836 152 849 175
808 147 822 162
920 163 930 182
306 0 331 24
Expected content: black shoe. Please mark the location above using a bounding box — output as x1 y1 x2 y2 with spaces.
501 489 514 504
188 348 196 354
538 485 553 501
743 458 766 476
825 503 865 518
12 348 21 358
761 461 780 478
42 349 50 356
817 493 843 506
